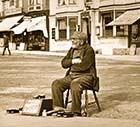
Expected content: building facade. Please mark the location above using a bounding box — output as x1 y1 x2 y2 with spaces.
1 0 140 54
0 0 49 51
49 0 87 51
49 0 140 55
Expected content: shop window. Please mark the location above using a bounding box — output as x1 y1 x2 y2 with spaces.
102 13 113 37
115 11 128 36
58 18 67 39
116 26 128 36
69 17 77 38
131 24 138 42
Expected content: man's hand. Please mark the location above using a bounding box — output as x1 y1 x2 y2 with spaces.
72 58 82 64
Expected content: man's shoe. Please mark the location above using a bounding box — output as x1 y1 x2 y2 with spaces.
73 112 82 117
53 106 65 111
62 112 82 118
46 107 65 116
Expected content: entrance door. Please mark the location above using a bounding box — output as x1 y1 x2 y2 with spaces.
81 11 91 45
130 22 140 47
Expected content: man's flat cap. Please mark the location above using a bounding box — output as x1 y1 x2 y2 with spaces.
71 31 88 41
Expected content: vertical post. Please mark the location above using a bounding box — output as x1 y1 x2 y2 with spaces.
85 90 88 117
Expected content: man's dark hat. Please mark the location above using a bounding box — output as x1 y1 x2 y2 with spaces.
71 31 88 41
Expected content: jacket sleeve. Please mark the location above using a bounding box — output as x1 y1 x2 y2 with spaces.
71 47 95 72
61 48 73 69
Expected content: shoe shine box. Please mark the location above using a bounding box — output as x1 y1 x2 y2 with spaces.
22 99 53 116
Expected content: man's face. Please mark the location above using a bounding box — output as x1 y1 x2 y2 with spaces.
71 38 82 49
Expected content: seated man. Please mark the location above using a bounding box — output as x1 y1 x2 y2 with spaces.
51 31 98 116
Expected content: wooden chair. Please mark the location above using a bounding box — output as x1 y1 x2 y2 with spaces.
64 88 101 117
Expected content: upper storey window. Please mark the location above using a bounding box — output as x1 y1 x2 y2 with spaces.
69 0 76 4
9 0 20 8
58 0 76 6
29 0 41 5
85 0 92 2
10 0 14 6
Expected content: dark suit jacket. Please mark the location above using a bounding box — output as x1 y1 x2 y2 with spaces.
61 43 99 91
3 36 9 47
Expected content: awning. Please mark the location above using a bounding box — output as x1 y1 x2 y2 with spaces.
27 16 48 38
107 9 140 26
11 20 30 34
0 15 23 31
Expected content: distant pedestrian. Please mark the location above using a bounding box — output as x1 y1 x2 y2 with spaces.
2 34 11 56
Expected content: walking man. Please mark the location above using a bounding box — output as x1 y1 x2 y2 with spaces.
2 34 11 56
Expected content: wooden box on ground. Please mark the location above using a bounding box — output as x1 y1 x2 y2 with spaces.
22 99 53 116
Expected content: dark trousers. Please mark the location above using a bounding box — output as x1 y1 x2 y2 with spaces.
2 46 11 55
52 74 94 113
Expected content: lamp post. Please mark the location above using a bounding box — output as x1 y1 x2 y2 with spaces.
81 0 91 44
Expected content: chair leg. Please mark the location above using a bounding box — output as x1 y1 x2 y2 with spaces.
84 90 88 117
64 89 70 108
93 90 101 112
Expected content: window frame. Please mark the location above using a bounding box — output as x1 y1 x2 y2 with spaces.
57 17 67 40
101 11 113 37
69 17 77 39
9 0 15 7
56 16 78 41
69 0 76 5
115 11 128 37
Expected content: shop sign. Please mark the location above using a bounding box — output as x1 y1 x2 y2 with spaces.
52 28 55 39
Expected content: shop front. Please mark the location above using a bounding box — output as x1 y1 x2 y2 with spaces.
11 16 49 51
0 15 23 50
107 9 140 54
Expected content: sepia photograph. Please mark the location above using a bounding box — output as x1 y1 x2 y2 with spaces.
0 0 140 127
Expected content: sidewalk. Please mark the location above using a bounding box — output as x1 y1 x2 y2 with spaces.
0 112 140 127
11 50 140 62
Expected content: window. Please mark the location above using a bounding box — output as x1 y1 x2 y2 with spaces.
85 0 92 2
69 17 77 38
10 0 19 7
36 0 41 4
58 18 67 39
115 11 128 36
58 0 65 5
100 0 107 1
102 13 113 37
29 0 34 5
116 26 128 36
131 24 138 41
69 0 76 4
29 0 41 5
10 0 15 6
58 0 76 5
56 17 77 40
